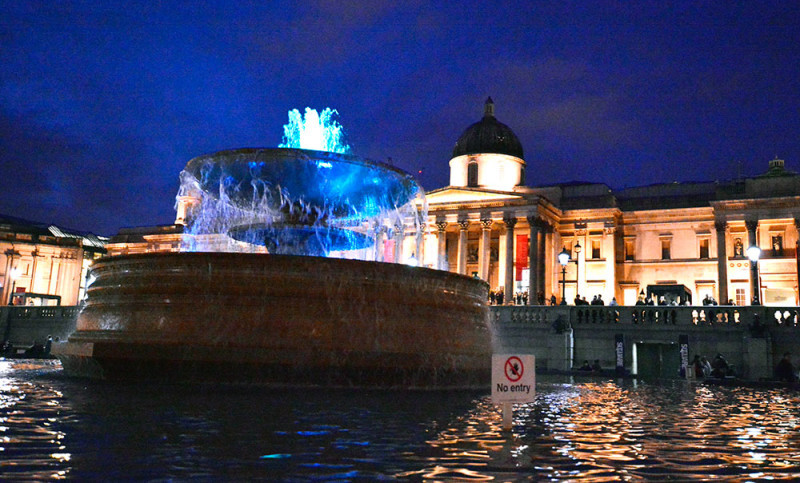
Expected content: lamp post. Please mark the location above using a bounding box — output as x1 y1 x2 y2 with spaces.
747 245 762 305
558 248 570 305
557 242 581 305
7 266 20 306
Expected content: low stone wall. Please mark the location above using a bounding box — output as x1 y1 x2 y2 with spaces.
0 306 80 348
491 305 800 381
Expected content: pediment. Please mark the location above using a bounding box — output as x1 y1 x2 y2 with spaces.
425 187 524 205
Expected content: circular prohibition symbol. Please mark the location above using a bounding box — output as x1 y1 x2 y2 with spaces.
504 356 524 382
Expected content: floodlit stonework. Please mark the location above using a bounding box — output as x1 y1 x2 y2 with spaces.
108 99 800 307
0 215 106 306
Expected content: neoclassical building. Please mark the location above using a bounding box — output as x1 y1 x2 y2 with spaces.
417 98 800 306
106 98 800 307
0 215 107 306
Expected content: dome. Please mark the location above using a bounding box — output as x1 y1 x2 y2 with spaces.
452 98 524 159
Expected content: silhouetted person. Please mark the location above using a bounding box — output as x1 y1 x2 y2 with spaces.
591 359 602 372
774 352 797 382
711 353 730 378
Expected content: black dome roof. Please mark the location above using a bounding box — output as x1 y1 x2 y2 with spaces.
452 98 523 159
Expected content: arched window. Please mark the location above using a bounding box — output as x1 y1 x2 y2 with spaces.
467 162 478 187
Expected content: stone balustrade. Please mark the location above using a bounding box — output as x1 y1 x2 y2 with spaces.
491 305 800 381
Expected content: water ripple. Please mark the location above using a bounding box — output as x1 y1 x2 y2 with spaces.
3 363 800 480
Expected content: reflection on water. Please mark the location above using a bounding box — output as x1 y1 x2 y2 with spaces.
2 361 800 480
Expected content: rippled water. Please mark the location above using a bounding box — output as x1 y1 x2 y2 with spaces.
2 360 800 481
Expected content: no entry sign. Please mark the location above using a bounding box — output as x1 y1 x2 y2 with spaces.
492 354 535 403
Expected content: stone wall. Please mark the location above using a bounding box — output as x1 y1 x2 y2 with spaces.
491 305 800 380
0 306 79 348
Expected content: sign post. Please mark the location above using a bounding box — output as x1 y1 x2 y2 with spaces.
492 354 535 430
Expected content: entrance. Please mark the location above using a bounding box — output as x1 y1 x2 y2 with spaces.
633 342 681 380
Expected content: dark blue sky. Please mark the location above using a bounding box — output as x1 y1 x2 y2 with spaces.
2 1 799 235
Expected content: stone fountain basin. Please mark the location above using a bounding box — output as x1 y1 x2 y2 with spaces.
57 252 491 388
184 148 422 219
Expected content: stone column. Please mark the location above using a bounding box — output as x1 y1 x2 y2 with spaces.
715 219 728 304
503 217 517 304
794 218 800 304
604 224 616 302
374 225 386 262
436 221 448 271
479 218 493 281
457 220 469 275
527 215 541 305
537 222 547 304
393 222 404 264
746 219 759 304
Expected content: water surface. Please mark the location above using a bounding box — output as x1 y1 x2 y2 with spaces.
2 360 799 480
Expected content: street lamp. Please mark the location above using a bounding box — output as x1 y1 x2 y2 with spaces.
557 242 581 305
7 266 20 305
558 248 570 305
747 245 762 305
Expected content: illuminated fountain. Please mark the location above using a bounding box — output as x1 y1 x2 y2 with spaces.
56 108 490 388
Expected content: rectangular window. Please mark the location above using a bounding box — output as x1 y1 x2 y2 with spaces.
735 288 746 306
661 239 671 260
591 239 601 259
624 240 635 261
699 238 709 259
771 235 784 257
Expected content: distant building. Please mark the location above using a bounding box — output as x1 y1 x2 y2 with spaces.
0 215 107 306
418 98 800 306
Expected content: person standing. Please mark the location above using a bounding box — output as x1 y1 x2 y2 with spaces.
774 352 797 382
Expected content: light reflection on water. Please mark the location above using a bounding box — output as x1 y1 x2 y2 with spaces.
2 360 800 480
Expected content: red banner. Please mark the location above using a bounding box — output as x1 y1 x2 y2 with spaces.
515 234 528 281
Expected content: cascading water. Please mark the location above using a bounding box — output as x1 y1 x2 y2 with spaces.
175 108 427 259
57 107 487 388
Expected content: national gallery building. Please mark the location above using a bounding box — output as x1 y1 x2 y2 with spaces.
104 98 800 308
416 99 800 307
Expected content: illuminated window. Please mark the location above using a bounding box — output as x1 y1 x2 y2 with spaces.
699 238 709 259
467 162 478 187
661 239 671 260
735 288 746 306
771 235 784 257
591 239 601 259
624 239 635 261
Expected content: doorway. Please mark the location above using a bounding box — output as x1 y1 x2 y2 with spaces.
633 342 681 380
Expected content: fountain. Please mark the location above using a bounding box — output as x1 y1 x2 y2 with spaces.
55 108 490 388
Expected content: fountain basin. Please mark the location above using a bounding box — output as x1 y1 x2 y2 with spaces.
56 253 491 388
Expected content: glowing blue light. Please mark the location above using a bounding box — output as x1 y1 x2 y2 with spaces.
316 161 333 169
279 107 351 154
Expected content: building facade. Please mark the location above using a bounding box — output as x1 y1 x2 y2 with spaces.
0 215 107 306
107 98 800 307
416 98 800 306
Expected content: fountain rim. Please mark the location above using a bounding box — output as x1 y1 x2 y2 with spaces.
184 147 420 183
88 251 490 286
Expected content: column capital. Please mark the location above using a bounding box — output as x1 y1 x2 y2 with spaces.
503 217 518 228
526 215 543 228
457 220 470 231
714 219 727 232
480 218 493 229
436 221 448 232
745 219 759 233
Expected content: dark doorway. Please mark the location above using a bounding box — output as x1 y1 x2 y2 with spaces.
635 343 681 380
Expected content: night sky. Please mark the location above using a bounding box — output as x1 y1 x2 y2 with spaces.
2 1 799 236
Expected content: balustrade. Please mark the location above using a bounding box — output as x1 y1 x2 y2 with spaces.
493 305 800 330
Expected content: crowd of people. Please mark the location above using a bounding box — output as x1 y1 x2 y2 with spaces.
487 290 751 307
